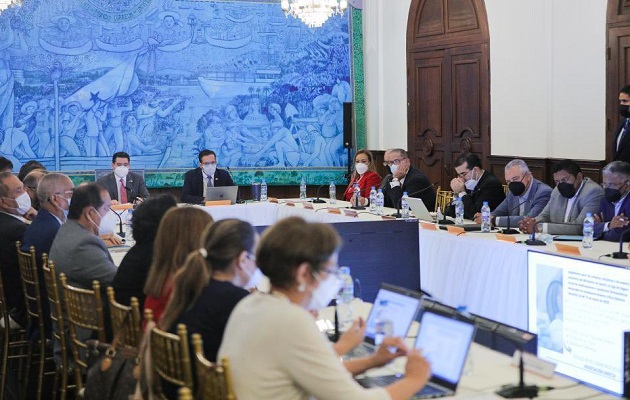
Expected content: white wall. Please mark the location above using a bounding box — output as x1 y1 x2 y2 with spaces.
364 0 608 160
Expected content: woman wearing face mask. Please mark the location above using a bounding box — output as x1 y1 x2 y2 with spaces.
219 217 431 400
157 219 261 398
343 149 381 205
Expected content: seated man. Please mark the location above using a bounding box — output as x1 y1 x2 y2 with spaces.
23 169 47 210
475 159 552 227
96 151 149 204
379 148 435 211
446 153 505 220
520 159 604 235
593 161 630 241
181 149 235 204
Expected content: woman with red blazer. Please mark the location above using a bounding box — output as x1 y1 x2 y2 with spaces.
343 149 382 206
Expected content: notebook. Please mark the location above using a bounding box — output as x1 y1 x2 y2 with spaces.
405 197 434 222
205 185 238 204
344 283 422 359
357 311 476 399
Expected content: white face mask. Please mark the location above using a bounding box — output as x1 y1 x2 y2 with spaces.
245 268 264 290
97 209 118 235
203 163 217 177
114 166 129 179
464 169 479 191
15 192 31 215
54 195 70 221
355 163 369 175
307 272 342 311
389 164 399 175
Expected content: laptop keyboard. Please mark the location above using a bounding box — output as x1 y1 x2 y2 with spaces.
359 376 447 399
413 384 446 398
345 343 374 359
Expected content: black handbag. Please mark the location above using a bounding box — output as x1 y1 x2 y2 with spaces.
84 312 139 400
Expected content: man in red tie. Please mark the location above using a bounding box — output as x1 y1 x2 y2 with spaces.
96 151 149 204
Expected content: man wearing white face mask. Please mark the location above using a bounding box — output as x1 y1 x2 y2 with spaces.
181 149 235 204
96 151 150 205
0 171 31 328
379 148 436 211
447 153 505 220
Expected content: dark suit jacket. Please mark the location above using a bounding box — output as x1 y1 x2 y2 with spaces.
0 212 27 326
613 119 630 163
21 209 61 339
96 171 150 202
492 179 552 227
593 194 630 241
379 166 436 211
446 170 506 220
112 241 153 310
181 167 235 204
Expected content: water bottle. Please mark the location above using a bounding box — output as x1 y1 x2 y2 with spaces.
299 177 307 199
352 183 360 207
260 179 268 202
436 206 443 223
376 189 384 216
125 209 134 242
369 186 377 213
401 192 410 219
374 300 393 346
329 181 336 204
582 213 594 249
337 266 354 329
454 195 464 225
481 201 491 232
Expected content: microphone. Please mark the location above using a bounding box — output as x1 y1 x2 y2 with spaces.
501 199 530 235
608 226 630 259
312 184 328 204
524 220 545 246
109 207 126 238
389 184 435 218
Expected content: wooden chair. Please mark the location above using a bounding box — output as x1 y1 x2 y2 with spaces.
435 186 454 212
192 333 236 400
0 258 30 400
106 287 142 349
503 184 509 196
179 387 194 400
42 259 76 400
15 242 56 400
146 309 193 398
60 274 107 393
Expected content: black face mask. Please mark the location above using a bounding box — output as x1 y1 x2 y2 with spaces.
605 187 623 203
508 181 526 196
620 104 630 119
557 182 576 198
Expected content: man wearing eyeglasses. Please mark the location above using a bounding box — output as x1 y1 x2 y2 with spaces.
592 161 630 241
379 148 436 211
181 149 234 204
520 159 603 235
446 153 505 220
474 159 552 227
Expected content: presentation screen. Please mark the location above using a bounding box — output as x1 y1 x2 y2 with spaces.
527 251 630 395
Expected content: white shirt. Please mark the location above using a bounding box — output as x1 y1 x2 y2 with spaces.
563 181 585 223
219 292 390 400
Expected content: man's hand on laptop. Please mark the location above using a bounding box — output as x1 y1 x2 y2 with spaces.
404 349 432 389
371 337 407 368
334 318 366 356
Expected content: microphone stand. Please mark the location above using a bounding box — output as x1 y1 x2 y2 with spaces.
524 221 545 246
312 184 327 204
110 207 126 238
609 227 630 259
502 199 529 234
495 343 539 399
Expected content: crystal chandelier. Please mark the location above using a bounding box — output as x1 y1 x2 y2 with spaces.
0 0 21 13
281 0 348 28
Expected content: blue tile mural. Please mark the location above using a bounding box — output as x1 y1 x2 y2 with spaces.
0 0 359 185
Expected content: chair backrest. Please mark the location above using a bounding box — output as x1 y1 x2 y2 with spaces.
42 258 66 345
106 287 142 348
147 309 193 392
178 387 193 400
503 184 509 196
16 242 45 338
435 186 454 212
192 333 236 400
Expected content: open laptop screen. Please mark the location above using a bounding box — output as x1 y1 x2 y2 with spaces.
364 285 422 345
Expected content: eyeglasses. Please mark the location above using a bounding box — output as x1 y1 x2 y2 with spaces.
457 169 472 179
202 162 217 166
554 176 575 185
246 252 256 262
602 181 628 190
383 158 406 167
506 174 526 183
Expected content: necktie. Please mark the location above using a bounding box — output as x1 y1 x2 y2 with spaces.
120 178 127 203
207 175 214 188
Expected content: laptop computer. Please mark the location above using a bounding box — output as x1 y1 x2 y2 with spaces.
205 186 238 204
406 197 434 222
357 310 476 398
345 283 422 359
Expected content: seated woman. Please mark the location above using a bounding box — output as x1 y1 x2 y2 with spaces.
112 195 177 309
343 149 382 206
219 217 431 400
143 207 213 323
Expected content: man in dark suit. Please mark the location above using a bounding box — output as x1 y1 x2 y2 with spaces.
96 151 149 204
446 153 505 220
181 149 235 204
21 173 74 339
593 161 630 241
379 148 436 211
0 171 31 327
614 85 630 164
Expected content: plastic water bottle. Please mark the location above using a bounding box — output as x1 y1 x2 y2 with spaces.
436 206 443 223
260 179 268 202
401 192 410 219
125 209 134 242
369 186 377 213
481 201 491 232
299 177 307 199
376 189 384 216
352 183 360 207
374 300 393 346
329 181 336 204
582 213 594 249
337 266 354 329
454 196 464 224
